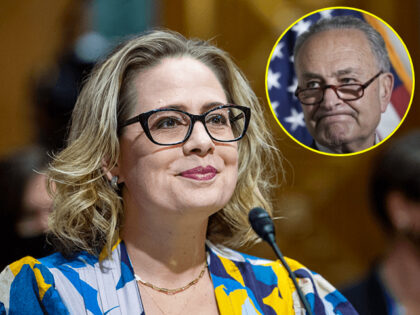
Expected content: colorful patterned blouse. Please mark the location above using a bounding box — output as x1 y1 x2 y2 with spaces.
0 240 357 314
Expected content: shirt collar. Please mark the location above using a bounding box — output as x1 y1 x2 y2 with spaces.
315 132 380 154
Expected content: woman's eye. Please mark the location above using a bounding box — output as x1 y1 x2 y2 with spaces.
155 117 183 129
207 114 228 125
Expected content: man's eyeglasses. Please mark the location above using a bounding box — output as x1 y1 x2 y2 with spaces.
294 71 383 105
118 104 251 146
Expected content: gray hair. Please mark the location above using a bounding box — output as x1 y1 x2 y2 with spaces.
294 15 391 72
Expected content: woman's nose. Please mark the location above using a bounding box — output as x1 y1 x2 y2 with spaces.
182 121 215 156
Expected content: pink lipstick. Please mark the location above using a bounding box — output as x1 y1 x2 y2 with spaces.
180 166 217 181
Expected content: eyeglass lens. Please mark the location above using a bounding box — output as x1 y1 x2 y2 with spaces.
298 84 363 104
147 107 246 145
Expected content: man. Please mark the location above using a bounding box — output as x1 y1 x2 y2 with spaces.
293 16 394 154
341 131 420 314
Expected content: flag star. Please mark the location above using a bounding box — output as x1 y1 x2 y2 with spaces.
287 77 298 94
284 107 305 131
272 43 284 60
267 69 281 90
292 19 312 36
289 55 294 63
271 101 280 112
319 10 333 19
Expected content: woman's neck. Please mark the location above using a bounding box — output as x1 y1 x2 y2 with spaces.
120 205 210 288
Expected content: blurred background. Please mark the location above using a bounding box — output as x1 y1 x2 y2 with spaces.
0 0 419 288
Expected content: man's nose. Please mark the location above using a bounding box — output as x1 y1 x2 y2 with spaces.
320 86 342 110
182 121 215 156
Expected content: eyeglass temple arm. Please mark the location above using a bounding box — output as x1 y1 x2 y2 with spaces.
230 112 244 122
361 71 383 88
118 115 141 129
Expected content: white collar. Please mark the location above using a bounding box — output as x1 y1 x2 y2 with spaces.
315 133 380 154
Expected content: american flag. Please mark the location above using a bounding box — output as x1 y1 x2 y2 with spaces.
267 9 412 146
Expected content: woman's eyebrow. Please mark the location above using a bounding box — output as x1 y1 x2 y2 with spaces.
155 102 225 112
155 104 185 110
201 102 226 111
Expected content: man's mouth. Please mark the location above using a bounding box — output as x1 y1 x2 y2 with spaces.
315 111 356 123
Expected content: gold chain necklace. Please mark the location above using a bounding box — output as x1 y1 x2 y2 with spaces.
134 261 208 295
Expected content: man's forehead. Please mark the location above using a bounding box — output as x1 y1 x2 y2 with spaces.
300 28 371 52
295 28 377 76
300 67 365 79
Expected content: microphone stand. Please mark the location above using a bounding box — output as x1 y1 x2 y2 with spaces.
249 207 313 315
266 233 313 315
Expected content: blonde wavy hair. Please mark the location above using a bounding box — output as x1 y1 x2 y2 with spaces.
48 29 282 257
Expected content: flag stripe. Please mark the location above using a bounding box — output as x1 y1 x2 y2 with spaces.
363 14 413 93
390 85 411 118
378 102 401 139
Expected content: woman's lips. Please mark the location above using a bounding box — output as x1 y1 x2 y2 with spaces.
180 166 217 181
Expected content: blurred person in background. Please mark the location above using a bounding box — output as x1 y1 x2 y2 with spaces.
0 146 53 270
342 130 420 314
31 0 154 152
32 52 94 151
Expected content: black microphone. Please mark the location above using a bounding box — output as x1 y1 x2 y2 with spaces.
249 207 313 315
248 206 276 244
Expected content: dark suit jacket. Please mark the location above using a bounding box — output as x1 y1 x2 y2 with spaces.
341 268 390 315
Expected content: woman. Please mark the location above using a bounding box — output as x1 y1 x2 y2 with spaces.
0 30 357 314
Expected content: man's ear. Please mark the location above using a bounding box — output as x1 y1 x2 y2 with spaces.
379 72 394 113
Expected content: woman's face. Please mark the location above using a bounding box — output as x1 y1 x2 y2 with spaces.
116 57 238 218
16 173 52 238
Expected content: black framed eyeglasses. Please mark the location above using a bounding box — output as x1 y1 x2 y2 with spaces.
118 104 251 146
295 71 383 105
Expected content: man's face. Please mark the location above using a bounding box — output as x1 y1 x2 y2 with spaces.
295 28 393 153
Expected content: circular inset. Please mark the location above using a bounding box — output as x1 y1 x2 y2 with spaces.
265 7 414 156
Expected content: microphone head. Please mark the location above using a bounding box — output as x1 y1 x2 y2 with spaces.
248 207 275 244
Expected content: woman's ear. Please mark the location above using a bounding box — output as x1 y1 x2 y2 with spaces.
102 158 122 182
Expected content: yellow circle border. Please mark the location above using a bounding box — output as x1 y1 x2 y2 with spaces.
265 6 415 157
